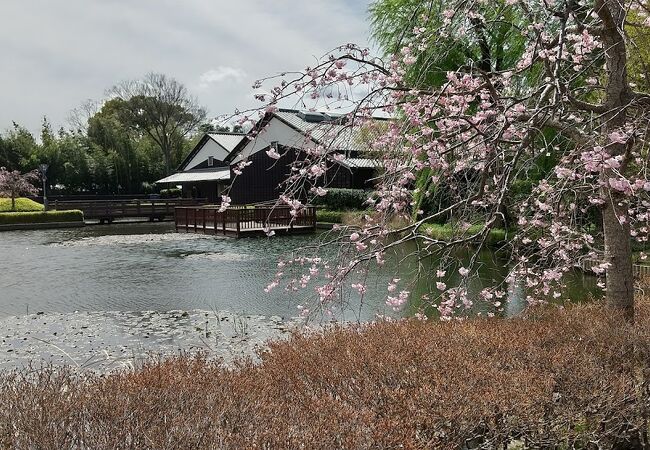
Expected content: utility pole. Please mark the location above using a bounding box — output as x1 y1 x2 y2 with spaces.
39 164 48 211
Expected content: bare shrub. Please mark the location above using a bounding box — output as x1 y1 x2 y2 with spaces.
1 302 649 449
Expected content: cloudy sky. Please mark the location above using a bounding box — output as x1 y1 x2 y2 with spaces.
2 1 372 134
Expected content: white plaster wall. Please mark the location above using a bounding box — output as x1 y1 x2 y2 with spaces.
186 139 230 169
233 118 316 162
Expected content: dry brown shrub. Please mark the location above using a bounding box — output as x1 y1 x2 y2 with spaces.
1 301 650 449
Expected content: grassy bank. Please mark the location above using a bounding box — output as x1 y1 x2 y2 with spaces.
421 222 508 246
316 209 345 223
0 210 83 225
316 209 366 224
0 301 648 448
0 197 44 212
316 211 509 247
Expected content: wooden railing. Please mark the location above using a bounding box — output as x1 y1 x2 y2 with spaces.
54 198 207 222
175 205 317 237
578 258 650 278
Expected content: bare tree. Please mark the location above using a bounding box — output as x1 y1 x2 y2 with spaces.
109 73 206 174
67 99 102 134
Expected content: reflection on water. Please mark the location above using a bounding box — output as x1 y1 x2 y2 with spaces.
392 243 601 319
0 222 599 321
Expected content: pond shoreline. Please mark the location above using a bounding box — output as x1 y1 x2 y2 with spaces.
0 220 85 231
0 310 301 373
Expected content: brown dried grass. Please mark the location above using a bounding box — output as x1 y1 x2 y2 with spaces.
1 301 650 449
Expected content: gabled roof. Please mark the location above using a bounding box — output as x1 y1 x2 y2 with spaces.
226 109 387 163
207 133 244 152
273 110 359 151
339 158 380 169
178 132 246 171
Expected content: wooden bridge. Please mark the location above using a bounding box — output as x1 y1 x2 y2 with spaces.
175 205 317 238
54 198 206 223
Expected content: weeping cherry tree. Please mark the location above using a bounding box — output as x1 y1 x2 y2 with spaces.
232 0 650 321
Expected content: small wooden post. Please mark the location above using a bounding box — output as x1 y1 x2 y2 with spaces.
236 208 241 237
202 208 206 233
222 209 226 235
185 208 189 232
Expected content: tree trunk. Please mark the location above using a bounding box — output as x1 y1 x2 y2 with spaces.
597 0 634 318
602 194 634 320
162 135 171 176
11 195 15 212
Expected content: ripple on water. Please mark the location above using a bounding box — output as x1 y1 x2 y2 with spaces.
0 224 319 319
49 233 211 247
4 223 592 323
182 251 252 262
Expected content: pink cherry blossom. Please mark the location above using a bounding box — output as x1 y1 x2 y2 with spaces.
243 0 647 320
608 130 629 144
266 148 281 159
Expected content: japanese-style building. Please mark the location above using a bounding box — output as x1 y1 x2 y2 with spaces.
225 109 379 204
156 132 245 202
157 109 380 204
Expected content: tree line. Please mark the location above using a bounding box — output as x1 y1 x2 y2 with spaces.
0 73 236 195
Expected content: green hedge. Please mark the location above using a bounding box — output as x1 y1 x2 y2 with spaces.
313 188 371 210
0 198 44 212
160 188 182 199
0 210 83 225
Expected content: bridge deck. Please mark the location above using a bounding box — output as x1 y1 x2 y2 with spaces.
54 198 206 223
175 206 317 238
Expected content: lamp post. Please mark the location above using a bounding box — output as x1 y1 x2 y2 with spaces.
39 164 48 211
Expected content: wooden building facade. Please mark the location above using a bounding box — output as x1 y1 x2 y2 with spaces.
157 110 380 205
225 109 379 204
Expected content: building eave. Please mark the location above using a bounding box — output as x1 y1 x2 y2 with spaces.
156 168 231 184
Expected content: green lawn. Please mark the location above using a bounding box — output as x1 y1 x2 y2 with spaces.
0 197 44 212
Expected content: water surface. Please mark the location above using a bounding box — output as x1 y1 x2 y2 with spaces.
0 222 599 321
1 223 313 318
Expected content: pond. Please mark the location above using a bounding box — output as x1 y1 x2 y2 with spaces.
0 222 600 322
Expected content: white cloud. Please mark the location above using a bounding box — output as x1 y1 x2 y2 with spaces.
198 66 248 89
